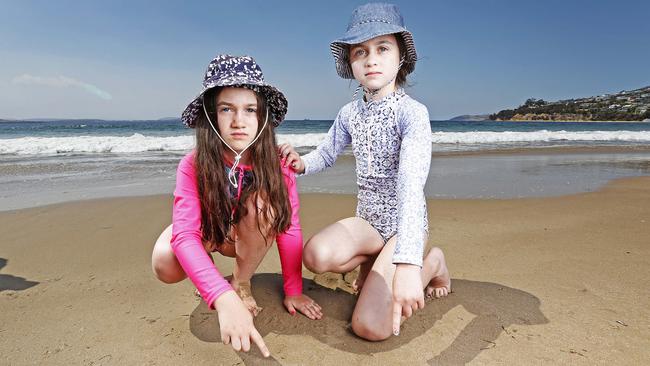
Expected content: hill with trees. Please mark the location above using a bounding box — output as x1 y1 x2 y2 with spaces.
490 86 650 122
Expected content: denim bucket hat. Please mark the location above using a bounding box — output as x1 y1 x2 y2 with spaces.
330 3 417 79
181 54 288 128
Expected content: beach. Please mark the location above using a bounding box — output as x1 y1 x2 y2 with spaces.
4 0 650 363
2 119 650 364
1 172 649 364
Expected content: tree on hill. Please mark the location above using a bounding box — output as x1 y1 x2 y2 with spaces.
523 98 547 107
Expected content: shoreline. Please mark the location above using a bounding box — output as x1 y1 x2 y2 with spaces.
1 173 648 214
494 119 650 123
2 145 650 211
430 144 650 157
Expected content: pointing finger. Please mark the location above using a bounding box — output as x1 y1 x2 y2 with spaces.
392 302 402 336
250 329 270 358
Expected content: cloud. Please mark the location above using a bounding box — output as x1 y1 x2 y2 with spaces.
11 74 113 100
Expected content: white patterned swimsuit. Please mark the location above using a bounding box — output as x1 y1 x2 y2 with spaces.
302 89 432 266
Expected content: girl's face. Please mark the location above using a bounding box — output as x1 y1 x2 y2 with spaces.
349 34 401 95
215 87 260 155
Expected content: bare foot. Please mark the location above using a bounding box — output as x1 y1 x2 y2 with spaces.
232 281 263 316
352 257 375 293
424 247 451 299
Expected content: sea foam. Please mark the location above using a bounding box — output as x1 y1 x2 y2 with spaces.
0 134 194 154
432 130 650 144
2 130 650 155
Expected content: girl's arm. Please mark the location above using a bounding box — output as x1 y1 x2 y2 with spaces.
170 153 233 309
300 107 352 175
392 101 432 266
275 165 322 319
391 101 433 335
275 166 303 297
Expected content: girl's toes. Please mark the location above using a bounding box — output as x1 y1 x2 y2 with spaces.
251 304 263 317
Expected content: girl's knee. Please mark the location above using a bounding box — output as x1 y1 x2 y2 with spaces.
151 225 185 283
351 316 392 341
153 266 184 284
303 236 333 273
427 246 445 261
151 249 185 284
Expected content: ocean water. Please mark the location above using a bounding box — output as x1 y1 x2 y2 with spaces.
1 119 650 210
1 119 650 155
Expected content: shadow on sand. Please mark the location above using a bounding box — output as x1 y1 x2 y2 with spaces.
189 273 548 365
0 258 39 292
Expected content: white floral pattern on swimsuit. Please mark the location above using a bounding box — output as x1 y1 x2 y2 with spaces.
302 89 431 266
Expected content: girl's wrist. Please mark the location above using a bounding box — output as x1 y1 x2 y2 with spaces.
211 289 238 311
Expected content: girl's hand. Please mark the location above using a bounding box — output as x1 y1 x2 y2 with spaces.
213 290 270 357
283 294 323 320
391 264 424 336
277 143 305 174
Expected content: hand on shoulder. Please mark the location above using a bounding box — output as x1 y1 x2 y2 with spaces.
277 143 305 174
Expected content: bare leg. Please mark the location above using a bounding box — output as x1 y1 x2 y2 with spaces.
152 196 276 317
303 217 385 275
229 195 276 316
351 236 451 341
152 224 217 287
151 224 186 284
352 253 376 293
153 195 304 317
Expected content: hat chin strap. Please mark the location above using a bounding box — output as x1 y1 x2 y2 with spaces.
202 102 269 188
353 57 405 101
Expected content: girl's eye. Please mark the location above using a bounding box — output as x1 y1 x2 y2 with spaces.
246 108 257 113
353 49 366 57
379 46 389 53
219 107 231 113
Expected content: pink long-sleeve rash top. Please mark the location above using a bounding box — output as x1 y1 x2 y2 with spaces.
170 151 304 309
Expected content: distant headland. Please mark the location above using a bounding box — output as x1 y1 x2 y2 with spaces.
490 85 650 122
448 114 491 122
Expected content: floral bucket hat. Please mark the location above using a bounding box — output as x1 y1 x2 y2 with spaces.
330 2 417 79
181 54 288 128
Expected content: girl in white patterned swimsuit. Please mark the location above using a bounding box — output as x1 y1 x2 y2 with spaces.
279 3 451 341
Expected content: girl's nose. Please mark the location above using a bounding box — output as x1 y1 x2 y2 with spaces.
365 54 378 67
231 111 246 127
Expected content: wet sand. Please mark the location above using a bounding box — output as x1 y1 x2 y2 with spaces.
3 146 650 211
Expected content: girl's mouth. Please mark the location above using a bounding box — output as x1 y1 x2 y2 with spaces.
230 132 248 139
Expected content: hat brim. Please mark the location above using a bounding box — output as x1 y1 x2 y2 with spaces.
330 25 417 79
181 81 288 128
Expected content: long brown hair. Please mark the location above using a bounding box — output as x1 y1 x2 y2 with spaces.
194 87 291 246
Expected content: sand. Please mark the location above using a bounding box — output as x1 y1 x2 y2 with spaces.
1 177 649 365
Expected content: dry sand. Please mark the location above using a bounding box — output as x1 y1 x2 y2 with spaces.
1 177 649 365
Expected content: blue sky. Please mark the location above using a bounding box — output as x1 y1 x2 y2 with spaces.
1 0 649 120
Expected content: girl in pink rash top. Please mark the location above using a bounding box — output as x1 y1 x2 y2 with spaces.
151 54 322 358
